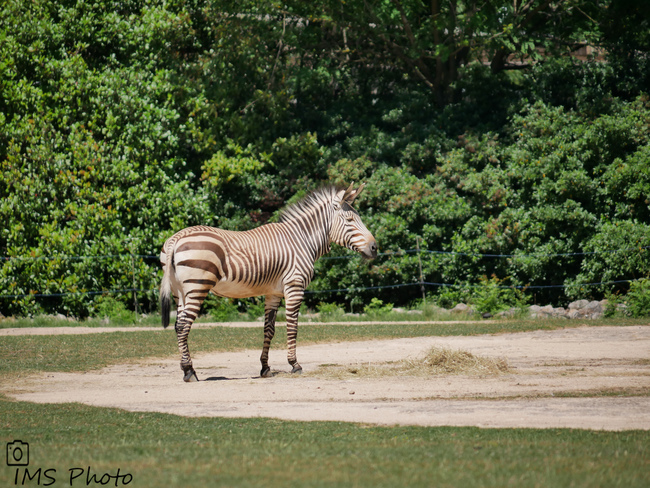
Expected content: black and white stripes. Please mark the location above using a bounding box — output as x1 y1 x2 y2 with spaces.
160 183 377 382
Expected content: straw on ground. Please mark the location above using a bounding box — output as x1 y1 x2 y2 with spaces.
307 346 510 379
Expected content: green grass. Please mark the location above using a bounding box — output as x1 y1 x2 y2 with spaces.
1 397 648 488
0 314 163 329
1 318 645 376
1 317 649 487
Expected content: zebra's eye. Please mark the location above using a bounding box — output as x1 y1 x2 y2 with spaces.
345 215 354 222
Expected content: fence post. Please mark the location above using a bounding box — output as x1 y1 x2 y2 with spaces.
416 237 426 303
129 239 139 322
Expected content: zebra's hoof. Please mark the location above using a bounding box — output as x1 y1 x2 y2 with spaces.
260 367 272 378
183 369 199 382
291 364 303 374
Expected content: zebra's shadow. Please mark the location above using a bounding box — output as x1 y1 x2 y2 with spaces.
203 371 288 381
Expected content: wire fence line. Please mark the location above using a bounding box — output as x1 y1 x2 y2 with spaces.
2 245 648 262
0 279 641 300
0 254 160 262
1 244 647 300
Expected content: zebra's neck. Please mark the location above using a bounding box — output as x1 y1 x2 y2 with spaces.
282 207 332 261
278 190 336 261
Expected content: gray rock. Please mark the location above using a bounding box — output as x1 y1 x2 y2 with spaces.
451 303 470 313
496 307 519 318
567 309 581 319
450 303 476 315
539 305 555 314
584 300 603 313
530 304 568 319
568 299 590 310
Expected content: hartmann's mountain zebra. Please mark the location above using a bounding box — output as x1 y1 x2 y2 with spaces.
160 183 377 382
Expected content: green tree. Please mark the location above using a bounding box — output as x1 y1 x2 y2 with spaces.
282 0 605 106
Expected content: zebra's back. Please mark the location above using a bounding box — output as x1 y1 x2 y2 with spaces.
161 224 303 299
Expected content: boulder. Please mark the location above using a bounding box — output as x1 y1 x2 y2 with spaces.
584 300 603 313
450 303 473 314
530 304 554 318
568 299 590 310
564 299 608 319
553 307 566 317
529 304 567 319
566 309 581 319
450 303 471 313
539 305 555 314
576 300 604 319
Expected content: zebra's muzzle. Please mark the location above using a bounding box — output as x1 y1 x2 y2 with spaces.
360 240 378 260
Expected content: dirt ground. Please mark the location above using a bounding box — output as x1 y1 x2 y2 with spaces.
2 324 649 431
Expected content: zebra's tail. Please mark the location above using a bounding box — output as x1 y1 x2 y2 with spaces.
160 248 173 329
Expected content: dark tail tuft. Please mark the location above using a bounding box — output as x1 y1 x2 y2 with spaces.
161 291 170 328
160 249 173 328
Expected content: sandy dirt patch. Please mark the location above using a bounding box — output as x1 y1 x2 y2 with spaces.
3 325 649 431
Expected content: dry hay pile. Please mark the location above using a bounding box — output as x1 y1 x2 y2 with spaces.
308 347 510 379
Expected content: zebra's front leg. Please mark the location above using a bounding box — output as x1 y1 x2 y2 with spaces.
175 310 199 382
284 285 305 374
260 295 282 378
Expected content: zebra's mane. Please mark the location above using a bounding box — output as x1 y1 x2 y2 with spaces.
277 185 343 224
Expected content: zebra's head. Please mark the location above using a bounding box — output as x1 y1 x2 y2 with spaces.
331 183 378 259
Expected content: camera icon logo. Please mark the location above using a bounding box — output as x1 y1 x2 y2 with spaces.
6 440 29 466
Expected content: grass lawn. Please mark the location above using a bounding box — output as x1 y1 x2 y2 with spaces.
1 317 648 487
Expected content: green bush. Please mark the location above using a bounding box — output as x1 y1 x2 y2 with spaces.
363 298 394 317
244 299 266 321
625 278 650 318
201 296 241 323
435 287 472 310
316 302 345 320
470 276 530 315
93 296 134 323
432 276 528 315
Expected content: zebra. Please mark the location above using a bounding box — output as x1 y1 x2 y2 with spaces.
159 183 377 382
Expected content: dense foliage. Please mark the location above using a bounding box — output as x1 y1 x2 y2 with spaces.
1 0 649 317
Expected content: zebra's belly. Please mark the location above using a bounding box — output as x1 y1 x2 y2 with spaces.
211 280 283 299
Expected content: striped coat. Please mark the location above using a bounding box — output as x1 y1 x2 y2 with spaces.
160 183 377 382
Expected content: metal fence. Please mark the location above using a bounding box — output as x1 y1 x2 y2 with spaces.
2 245 647 300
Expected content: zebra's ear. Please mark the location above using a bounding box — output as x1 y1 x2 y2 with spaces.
343 182 365 204
333 184 350 209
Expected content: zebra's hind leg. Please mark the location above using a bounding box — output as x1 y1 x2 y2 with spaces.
175 309 199 382
260 295 282 378
284 285 304 374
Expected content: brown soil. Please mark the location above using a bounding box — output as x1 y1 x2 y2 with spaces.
3 325 649 431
